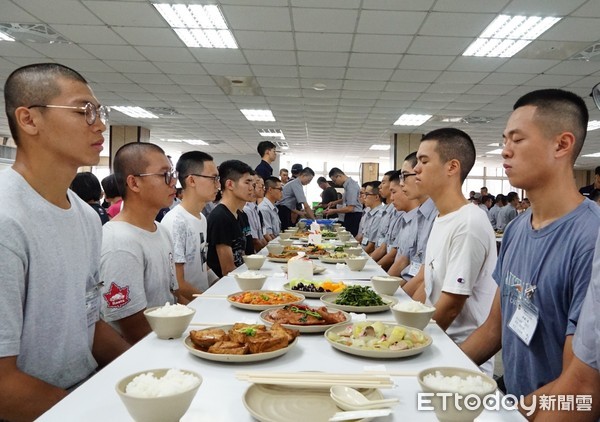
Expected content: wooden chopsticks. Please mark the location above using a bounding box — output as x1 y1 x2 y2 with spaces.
236 372 394 389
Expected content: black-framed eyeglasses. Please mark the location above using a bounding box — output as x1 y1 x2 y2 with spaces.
400 172 417 183
134 170 178 185
190 174 220 184
28 102 109 126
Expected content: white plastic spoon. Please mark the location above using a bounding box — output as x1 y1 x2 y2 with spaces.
330 385 399 411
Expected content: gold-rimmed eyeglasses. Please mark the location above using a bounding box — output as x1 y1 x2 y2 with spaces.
28 102 109 126
134 170 178 185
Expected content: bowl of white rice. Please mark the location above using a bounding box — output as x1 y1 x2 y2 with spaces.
417 367 497 422
391 300 436 330
234 271 268 291
116 368 202 422
143 303 195 340
243 254 266 270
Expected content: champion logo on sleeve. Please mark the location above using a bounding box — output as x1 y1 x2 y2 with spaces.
457 278 465 284
103 282 131 308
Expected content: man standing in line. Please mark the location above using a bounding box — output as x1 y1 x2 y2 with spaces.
324 168 363 236
460 89 600 414
259 176 283 240
100 142 185 344
0 63 130 420
207 160 255 277
411 128 497 375
277 167 316 230
161 151 220 297
255 140 277 180
496 191 519 231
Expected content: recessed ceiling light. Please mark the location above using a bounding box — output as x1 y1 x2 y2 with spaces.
241 109 275 122
487 149 504 155
369 144 390 151
582 152 600 158
463 15 561 58
153 3 237 48
111 106 159 119
487 142 501 147
312 83 327 91
183 139 208 146
588 120 600 131
258 129 285 139
393 114 432 126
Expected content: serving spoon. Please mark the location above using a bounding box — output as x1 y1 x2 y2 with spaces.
330 385 399 411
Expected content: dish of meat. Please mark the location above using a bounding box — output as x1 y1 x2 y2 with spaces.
227 290 305 311
260 305 350 333
184 323 299 362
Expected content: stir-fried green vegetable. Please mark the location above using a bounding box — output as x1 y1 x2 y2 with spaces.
334 285 385 306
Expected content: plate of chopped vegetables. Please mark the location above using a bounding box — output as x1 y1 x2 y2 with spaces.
320 286 396 313
324 321 432 358
227 290 305 311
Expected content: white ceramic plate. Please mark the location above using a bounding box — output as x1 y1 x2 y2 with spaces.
283 282 334 298
320 293 397 313
243 383 383 422
268 256 294 263
227 290 305 311
281 264 326 275
259 306 350 333
184 326 298 363
318 256 347 264
324 321 432 359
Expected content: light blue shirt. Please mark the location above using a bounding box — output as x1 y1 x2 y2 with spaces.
258 197 281 237
342 177 363 213
278 178 307 210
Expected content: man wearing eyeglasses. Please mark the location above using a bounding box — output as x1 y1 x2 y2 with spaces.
100 142 184 345
161 151 220 298
0 63 130 420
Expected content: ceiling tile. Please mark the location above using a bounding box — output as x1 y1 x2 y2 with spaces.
138 47 197 63
447 57 508 72
343 80 386 91
433 0 509 12
154 62 208 75
408 36 473 56
82 44 146 61
399 55 455 70
51 25 126 45
17 0 103 24
244 50 296 65
292 8 358 32
252 65 298 77
299 66 346 79
189 49 247 64
541 18 600 42
234 31 294 50
295 33 353 52
420 12 495 37
352 35 412 54
222 6 292 31
346 68 394 81
106 60 161 73
297 52 349 67
436 71 489 84
503 0 586 16
84 1 166 26
112 27 182 47
349 53 401 69
356 10 426 34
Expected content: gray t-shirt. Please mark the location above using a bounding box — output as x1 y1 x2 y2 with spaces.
0 168 100 389
100 221 177 328
278 178 307 210
342 177 363 213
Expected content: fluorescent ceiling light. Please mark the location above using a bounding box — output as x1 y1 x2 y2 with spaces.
587 120 600 131
487 149 504 155
393 114 432 126
582 152 600 158
241 109 275 122
183 139 208 146
153 3 237 48
111 106 159 119
463 15 561 58
0 31 14 41
258 129 285 139
369 144 390 151
487 142 501 147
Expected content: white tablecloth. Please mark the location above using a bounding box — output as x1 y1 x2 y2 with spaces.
39 248 525 421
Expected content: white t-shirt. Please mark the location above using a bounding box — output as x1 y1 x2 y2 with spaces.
161 204 214 291
100 221 177 329
424 203 497 365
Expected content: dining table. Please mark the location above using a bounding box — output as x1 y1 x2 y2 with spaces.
39 239 526 422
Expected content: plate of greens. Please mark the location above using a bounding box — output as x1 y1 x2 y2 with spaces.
320 286 397 313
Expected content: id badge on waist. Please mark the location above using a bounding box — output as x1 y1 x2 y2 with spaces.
408 261 422 277
508 298 539 346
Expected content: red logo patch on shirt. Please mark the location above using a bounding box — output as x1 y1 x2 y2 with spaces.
103 282 131 308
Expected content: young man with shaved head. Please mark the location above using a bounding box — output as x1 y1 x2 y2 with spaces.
100 142 185 345
0 63 129 420
461 89 600 417
412 127 497 375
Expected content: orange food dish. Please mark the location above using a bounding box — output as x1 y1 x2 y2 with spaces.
229 291 302 305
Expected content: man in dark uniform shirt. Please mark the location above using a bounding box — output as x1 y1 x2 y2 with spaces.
255 140 277 180
579 165 600 197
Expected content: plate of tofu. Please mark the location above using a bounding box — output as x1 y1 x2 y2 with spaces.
184 323 300 362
